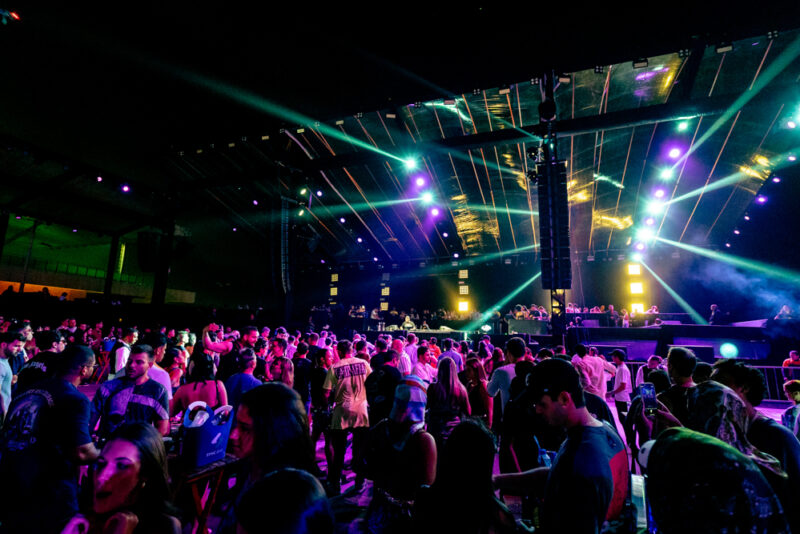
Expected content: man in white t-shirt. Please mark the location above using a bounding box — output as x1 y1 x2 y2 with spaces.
323 339 372 495
144 333 173 402
609 350 632 424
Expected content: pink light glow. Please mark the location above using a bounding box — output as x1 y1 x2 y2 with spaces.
635 243 646 251
442 232 449 237
788 156 797 161
734 229 741 235
121 185 130 192
431 208 440 216
453 253 459 258
645 217 656 226
668 148 681 159
772 176 781 183
756 195 768 204
415 177 425 187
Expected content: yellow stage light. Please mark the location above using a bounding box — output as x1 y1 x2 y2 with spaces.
459 285 469 295
630 282 644 294
458 301 470 312
380 302 388 311
631 303 645 314
330 287 338 296
628 264 641 275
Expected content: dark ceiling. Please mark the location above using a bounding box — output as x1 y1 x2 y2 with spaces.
1 3 800 270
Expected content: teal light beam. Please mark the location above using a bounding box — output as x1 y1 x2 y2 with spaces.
674 34 800 166
170 70 405 163
463 272 542 332
640 261 708 325
655 237 800 286
668 146 800 205
464 204 539 217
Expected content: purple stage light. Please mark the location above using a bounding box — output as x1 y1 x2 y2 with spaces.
756 195 767 204
645 217 656 226
357 237 363 243
316 190 323 197
635 243 646 251
744 215 750 221
725 243 731 248
14 216 20 220
442 232 449 238
668 148 681 159
339 217 346 223
772 176 781 183
232 227 237 232
453 253 459 258
252 200 258 206
415 177 425 187
96 176 103 182
734 229 740 235
121 184 130 193
431 208 440 216
635 71 657 81
72 228 77 233
373 257 378 262
320 259 326 264
654 189 665 198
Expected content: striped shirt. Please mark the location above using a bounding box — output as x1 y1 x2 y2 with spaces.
90 377 169 439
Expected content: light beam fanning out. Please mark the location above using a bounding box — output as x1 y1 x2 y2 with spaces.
463 272 542 332
655 237 800 286
640 261 708 325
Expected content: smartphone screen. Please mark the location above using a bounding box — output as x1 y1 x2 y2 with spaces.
639 382 658 416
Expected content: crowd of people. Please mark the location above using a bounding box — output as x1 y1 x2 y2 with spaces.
0 312 799 533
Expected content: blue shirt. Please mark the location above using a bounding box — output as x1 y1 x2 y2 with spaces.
225 373 262 411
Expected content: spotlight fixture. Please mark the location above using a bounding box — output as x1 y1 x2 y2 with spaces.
72 228 77 233
530 78 540 85
300 188 308 196
121 184 130 193
646 200 666 215
498 86 511 95
96 176 103 182
339 217 346 223
756 195 768 204
357 237 363 243
594 66 604 74
232 227 238 232
415 177 425 187
772 176 781 183
320 259 326 264
789 156 797 161
660 169 675 180
677 121 689 132
668 148 681 159
635 242 646 251
677 48 691 58
744 215 750 221
787 120 796 129
632 58 649 69
298 209 305 216
557 74 571 83
725 242 731 248
431 208 440 216
631 253 644 262
453 253 460 258
442 232 449 238
373 257 378 262
252 200 259 206
654 189 666 198
767 30 779 40
404 158 418 171
421 191 434 204
644 217 656 226
316 190 323 197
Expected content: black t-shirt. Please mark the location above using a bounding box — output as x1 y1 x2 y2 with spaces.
293 357 313 405
541 423 629 533
14 350 60 395
310 367 329 410
658 385 695 425
365 364 402 425
0 378 93 533
584 392 618 432
370 351 391 369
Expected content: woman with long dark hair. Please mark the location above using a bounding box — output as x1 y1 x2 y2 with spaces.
219 383 316 533
426 357 470 448
465 358 492 428
170 353 227 417
415 419 516 534
62 423 181 533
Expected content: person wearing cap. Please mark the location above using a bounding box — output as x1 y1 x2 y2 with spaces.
493 359 629 533
225 348 263 413
364 375 436 532
0 345 100 533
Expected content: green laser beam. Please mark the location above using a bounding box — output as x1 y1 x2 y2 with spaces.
169 69 405 163
676 34 800 165
463 272 542 332
668 146 800 205
655 237 800 286
640 261 708 325
463 204 539 217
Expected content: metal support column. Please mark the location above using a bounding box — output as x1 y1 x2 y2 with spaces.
104 235 120 300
